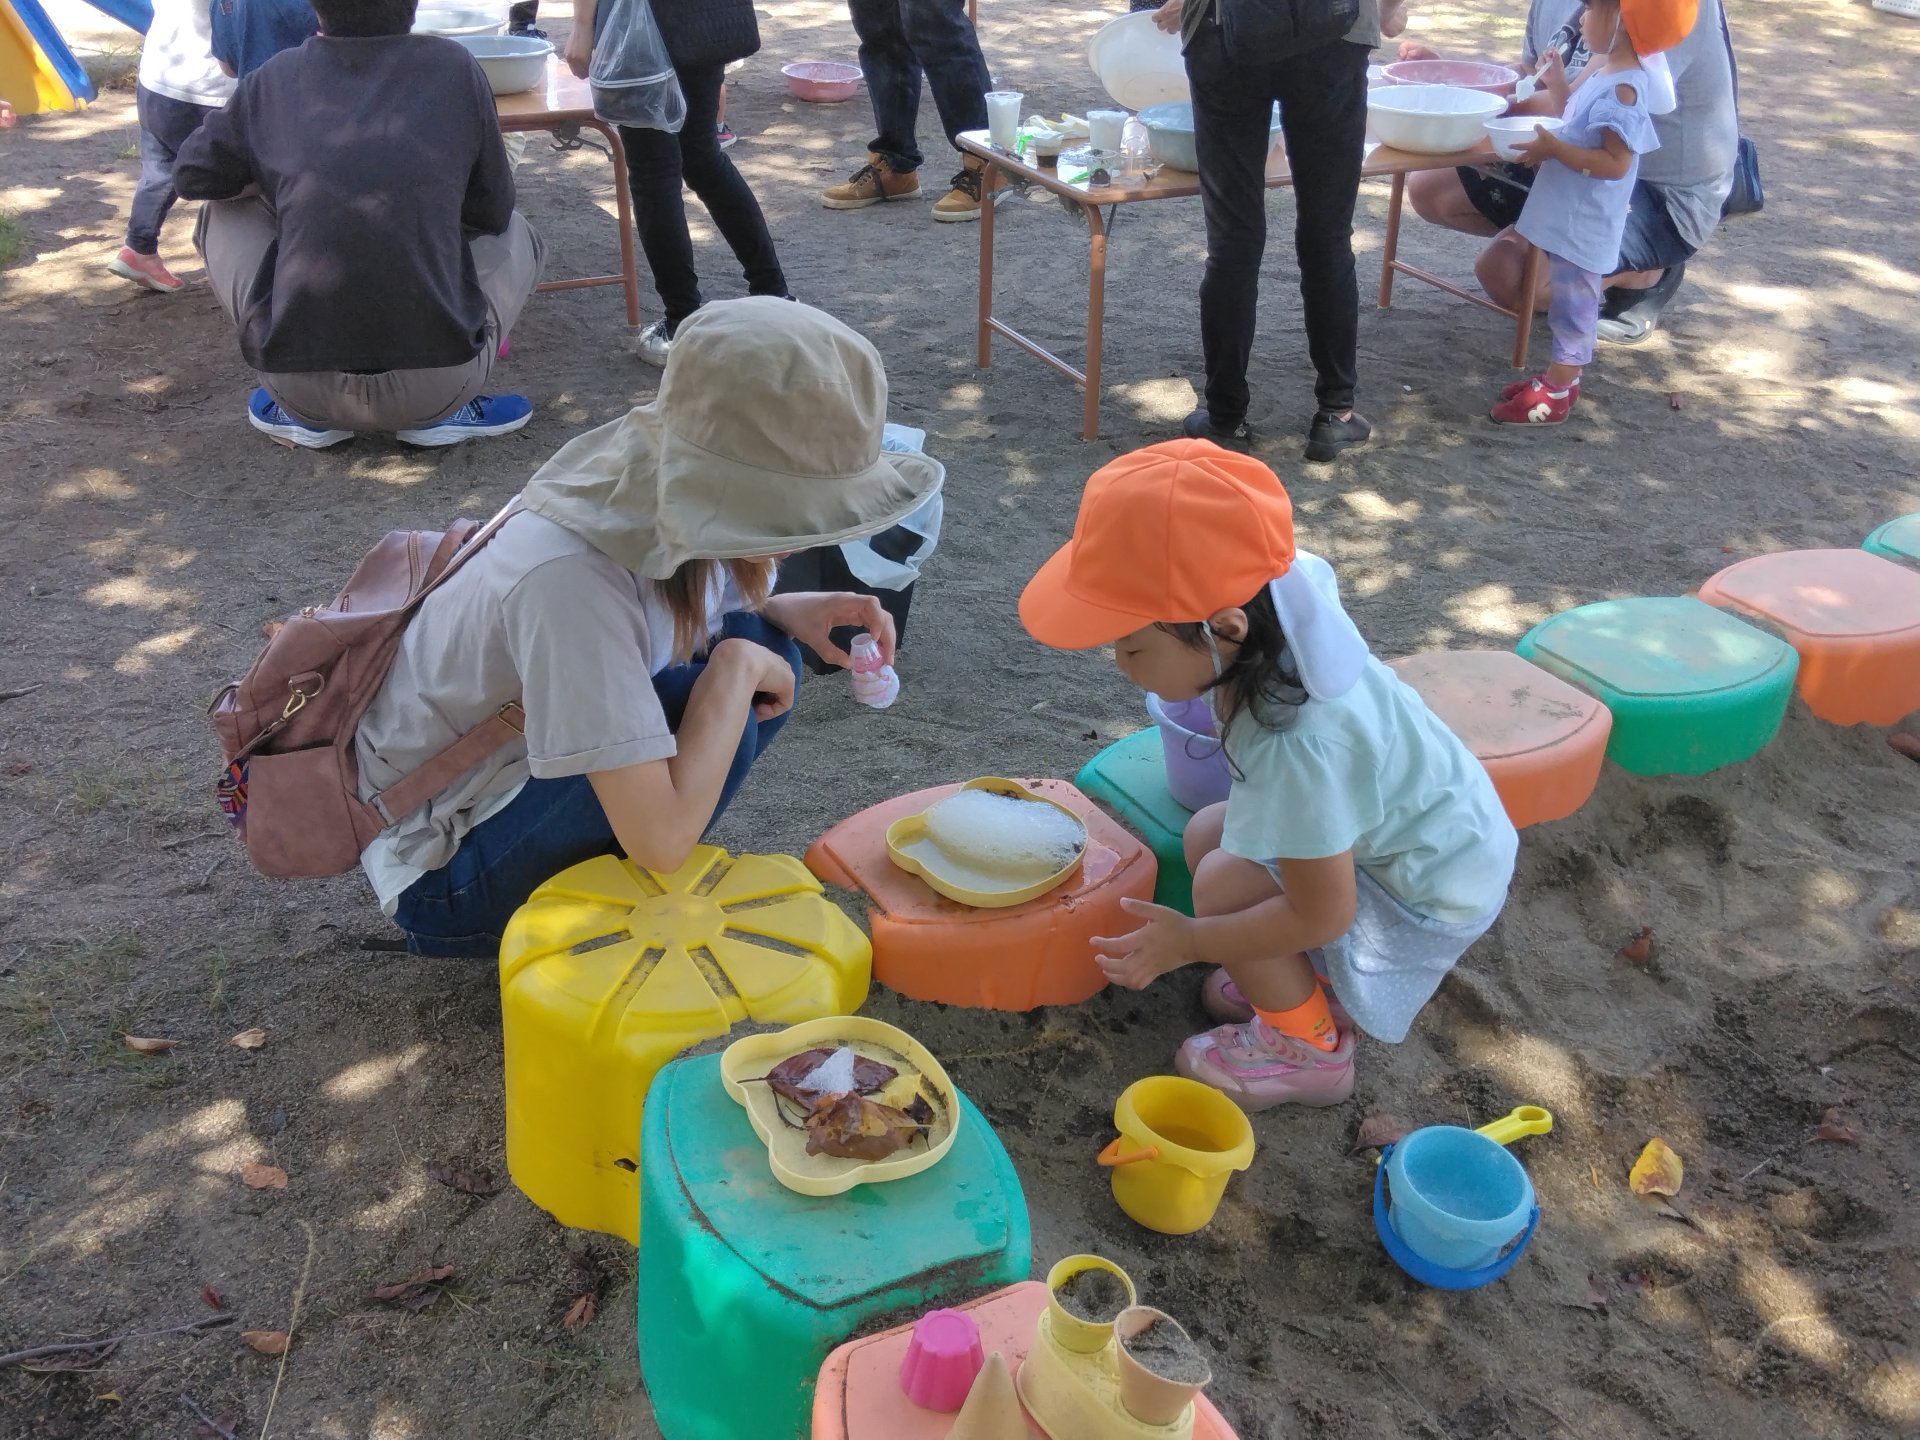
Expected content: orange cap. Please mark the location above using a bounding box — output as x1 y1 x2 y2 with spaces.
1020 439 1295 650
1620 0 1696 56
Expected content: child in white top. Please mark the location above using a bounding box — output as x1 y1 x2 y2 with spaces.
1021 440 1517 1111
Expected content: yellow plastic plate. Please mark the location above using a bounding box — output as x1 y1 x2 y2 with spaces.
720 1016 962 1197
884 778 1088 909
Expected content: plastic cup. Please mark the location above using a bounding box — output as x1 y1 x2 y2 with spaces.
1088 108 1128 153
985 91 1023 150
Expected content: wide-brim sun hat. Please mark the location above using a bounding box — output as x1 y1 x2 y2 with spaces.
520 296 944 578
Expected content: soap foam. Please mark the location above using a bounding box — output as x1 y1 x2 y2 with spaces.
920 790 1085 880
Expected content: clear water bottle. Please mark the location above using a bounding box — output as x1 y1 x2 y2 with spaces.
849 632 900 709
1121 116 1151 175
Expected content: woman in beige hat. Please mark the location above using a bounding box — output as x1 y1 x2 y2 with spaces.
352 297 944 957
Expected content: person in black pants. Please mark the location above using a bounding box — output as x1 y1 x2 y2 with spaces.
565 0 789 365
1158 0 1386 462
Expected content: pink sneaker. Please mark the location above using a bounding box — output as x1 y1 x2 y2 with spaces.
108 247 183 293
1200 968 1352 1031
1176 1019 1355 1111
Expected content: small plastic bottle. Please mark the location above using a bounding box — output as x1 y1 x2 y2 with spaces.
849 632 900 709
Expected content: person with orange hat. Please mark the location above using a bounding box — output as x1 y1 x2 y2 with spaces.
1486 0 1681 423
1020 440 1516 1110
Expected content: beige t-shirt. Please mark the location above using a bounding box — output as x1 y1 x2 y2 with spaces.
353 510 736 911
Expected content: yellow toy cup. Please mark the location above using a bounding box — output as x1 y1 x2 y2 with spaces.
1098 1076 1255 1235
1044 1255 1137 1354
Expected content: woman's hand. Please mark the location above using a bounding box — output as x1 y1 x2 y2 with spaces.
563 24 593 79
711 637 796 722
1511 126 1563 169
1153 0 1183 34
1396 40 1439 61
1091 898 1199 991
760 591 894 669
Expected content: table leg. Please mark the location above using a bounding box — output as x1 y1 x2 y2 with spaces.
1082 203 1107 441
1512 238 1542 370
584 116 642 329
1378 171 1405 309
977 159 996 368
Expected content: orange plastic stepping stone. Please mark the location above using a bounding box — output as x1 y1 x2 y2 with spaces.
1698 549 1920 726
806 780 1156 1010
811 1281 1242 1440
1390 650 1613 828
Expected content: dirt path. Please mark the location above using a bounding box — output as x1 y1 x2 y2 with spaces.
2 1 1917 1436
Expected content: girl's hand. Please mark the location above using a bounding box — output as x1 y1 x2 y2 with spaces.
711 637 796 722
761 591 895 669
1512 126 1562 168
1091 898 1199 991
563 26 593 79
1397 41 1440 61
1153 0 1184 35
1537 49 1569 105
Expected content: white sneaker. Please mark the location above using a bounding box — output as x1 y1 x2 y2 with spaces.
635 320 672 368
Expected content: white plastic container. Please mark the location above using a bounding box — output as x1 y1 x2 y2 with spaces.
454 34 552 95
413 3 508 37
1367 84 1507 154
1483 114 1565 162
1086 11 1189 111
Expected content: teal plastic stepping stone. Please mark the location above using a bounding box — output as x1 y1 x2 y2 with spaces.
636 1053 1031 1440
1516 596 1798 776
1075 728 1196 915
1864 513 1920 566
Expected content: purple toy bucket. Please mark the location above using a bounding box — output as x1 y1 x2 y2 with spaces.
1144 693 1231 812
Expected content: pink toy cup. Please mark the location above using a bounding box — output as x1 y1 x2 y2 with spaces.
898 1308 986 1411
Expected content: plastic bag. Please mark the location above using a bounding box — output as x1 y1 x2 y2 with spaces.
589 0 685 133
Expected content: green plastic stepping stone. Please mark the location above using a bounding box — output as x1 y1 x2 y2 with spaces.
1075 728 1196 915
1516 596 1798 776
636 1053 1031 1440
1864 513 1920 566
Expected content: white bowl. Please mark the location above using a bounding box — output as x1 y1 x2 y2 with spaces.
1087 11 1189 111
1484 113 1565 161
1367 84 1507 154
414 6 507 36
455 34 552 95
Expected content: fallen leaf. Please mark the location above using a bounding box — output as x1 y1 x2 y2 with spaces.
1351 1113 1413 1152
366 1264 457 1312
230 1028 268 1050
1888 733 1920 763
95 1392 122 1403
24 1340 118 1372
561 1293 596 1332
1589 1163 1602 1189
1628 1138 1685 1198
193 1418 240 1440
1617 927 1654 965
240 1330 288 1355
424 1158 504 1196
3 761 29 776
1812 1106 1861 1144
202 1284 225 1310
122 1034 180 1054
803 1091 933 1161
241 1162 288 1190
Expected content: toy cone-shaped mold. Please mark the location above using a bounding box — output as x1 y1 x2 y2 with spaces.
1113 1307 1210 1426
947 1353 1025 1440
900 1308 986 1412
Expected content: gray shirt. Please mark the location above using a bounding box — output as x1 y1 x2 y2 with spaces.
353 510 736 910
1524 0 1737 250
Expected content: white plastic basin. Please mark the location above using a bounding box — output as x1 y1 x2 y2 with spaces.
413 5 506 36
1367 84 1506 154
1483 114 1565 162
1087 11 1189 111
455 34 552 95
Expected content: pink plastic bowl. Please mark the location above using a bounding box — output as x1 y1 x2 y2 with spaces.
1381 59 1522 96
782 61 862 103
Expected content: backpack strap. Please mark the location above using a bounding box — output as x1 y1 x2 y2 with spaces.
370 702 527 824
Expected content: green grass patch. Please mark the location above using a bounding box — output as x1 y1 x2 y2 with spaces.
0 211 24 269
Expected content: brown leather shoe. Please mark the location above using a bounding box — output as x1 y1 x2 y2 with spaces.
822 153 921 210
930 153 997 223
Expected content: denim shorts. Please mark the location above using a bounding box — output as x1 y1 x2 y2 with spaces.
1456 162 1697 274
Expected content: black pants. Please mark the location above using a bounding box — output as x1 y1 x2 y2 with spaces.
508 0 537 28
1186 23 1368 421
617 61 788 332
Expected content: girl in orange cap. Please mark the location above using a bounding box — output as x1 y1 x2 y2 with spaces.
1021 440 1517 1110
1489 0 1688 424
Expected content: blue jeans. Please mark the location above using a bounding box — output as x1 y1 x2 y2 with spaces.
128 84 217 254
848 0 991 173
392 612 801 958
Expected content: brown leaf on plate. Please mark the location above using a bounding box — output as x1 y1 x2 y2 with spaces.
122 1034 180 1054
23 1340 119 1372
240 1162 288 1190
759 1047 899 1108
240 1330 288 1355
202 1284 225 1310
229 1028 268 1050
1812 1106 1861 1144
803 1091 933 1161
366 1264 457 1312
1628 1138 1684 1198
1351 1113 1414 1152
1888 733 1920 763
424 1158 504 1196
1617 927 1654 964
561 1293 596 1332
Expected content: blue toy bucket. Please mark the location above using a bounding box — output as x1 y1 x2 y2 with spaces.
1144 693 1231 812
1383 1126 1533 1272
1373 1150 1538 1290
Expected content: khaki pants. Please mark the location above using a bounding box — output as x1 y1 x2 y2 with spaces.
196 197 546 432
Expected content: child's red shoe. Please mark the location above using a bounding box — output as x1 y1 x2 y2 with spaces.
1490 376 1575 425
1500 374 1578 403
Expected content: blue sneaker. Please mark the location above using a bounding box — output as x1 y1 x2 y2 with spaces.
395 394 534 447
248 388 353 449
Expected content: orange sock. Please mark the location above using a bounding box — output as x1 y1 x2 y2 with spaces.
1254 986 1338 1052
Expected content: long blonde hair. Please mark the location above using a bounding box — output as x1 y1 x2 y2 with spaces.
658 557 776 663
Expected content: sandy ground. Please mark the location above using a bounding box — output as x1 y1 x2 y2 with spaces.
4 0 1920 1436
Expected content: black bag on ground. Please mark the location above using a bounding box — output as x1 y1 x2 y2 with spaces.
1211 0 1358 64
1717 3 1762 217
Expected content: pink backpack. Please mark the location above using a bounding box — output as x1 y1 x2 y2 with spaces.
210 503 523 877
